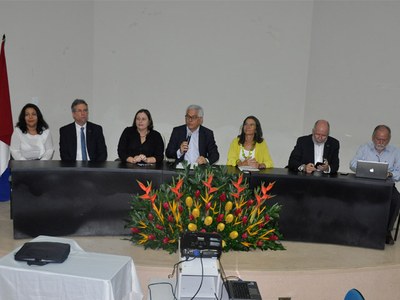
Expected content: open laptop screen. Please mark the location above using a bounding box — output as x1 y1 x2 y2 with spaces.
355 160 389 180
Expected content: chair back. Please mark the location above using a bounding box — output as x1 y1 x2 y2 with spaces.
344 288 365 300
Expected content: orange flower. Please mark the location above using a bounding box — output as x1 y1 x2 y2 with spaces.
255 193 263 207
202 175 218 194
170 178 184 200
261 181 275 195
137 180 152 194
139 193 157 204
231 174 246 198
137 180 157 204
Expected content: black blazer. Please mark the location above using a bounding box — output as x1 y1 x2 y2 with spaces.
117 127 164 163
165 125 219 165
287 134 340 174
59 122 107 162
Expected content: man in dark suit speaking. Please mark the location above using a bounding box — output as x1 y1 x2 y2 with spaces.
288 119 340 174
166 104 219 165
59 99 107 162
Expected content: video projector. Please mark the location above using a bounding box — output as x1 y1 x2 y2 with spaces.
180 232 222 259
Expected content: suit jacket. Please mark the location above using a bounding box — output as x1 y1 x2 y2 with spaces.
59 122 107 162
288 134 340 173
165 125 219 164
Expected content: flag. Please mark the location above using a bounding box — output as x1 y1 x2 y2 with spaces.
0 34 13 201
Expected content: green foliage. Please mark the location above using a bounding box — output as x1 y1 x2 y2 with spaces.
127 165 285 254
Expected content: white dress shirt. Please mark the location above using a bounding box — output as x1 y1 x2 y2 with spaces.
75 123 90 161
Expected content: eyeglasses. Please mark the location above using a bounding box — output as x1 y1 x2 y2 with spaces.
185 115 200 121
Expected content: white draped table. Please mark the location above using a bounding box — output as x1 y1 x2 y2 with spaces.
0 236 143 300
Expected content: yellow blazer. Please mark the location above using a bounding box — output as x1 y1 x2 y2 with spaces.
226 137 273 168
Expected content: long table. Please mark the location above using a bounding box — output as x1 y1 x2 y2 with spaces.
248 168 393 249
10 161 394 249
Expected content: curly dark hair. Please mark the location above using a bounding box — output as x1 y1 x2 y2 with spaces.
16 103 49 134
132 109 154 131
238 115 264 145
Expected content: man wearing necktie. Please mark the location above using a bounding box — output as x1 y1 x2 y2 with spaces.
59 99 107 162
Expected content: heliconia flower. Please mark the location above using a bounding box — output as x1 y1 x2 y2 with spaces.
185 196 193 208
229 231 239 239
261 181 275 196
170 178 184 199
255 193 263 206
219 192 226 202
137 180 152 194
139 192 157 203
192 208 200 218
217 223 225 232
241 241 252 247
138 221 147 229
216 214 224 222
203 175 218 194
138 233 149 244
204 216 213 226
225 201 233 212
137 181 157 204
188 223 197 232
130 227 140 234
131 166 282 253
258 229 276 240
231 174 246 197
225 214 234 224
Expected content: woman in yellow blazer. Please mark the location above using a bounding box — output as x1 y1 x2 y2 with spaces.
227 116 273 169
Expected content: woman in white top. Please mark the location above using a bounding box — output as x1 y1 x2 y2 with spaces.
10 103 54 160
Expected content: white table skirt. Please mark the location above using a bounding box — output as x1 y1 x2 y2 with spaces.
0 236 143 300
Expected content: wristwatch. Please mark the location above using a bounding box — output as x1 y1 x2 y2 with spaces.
298 164 305 172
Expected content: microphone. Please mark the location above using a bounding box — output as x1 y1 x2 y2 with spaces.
186 133 192 144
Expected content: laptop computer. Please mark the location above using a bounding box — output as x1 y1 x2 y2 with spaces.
224 280 262 300
355 160 389 180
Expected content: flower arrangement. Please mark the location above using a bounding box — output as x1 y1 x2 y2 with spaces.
127 165 284 254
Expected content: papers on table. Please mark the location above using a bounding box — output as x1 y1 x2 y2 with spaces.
238 166 260 172
175 162 196 170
